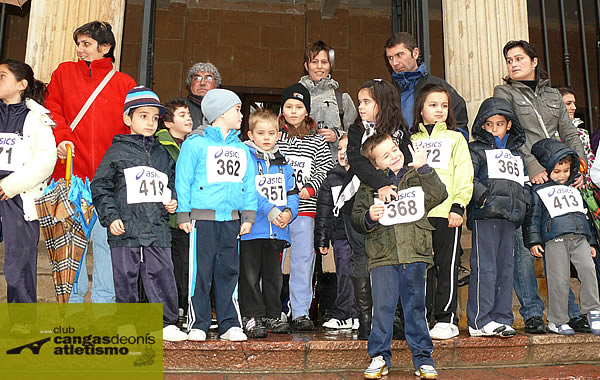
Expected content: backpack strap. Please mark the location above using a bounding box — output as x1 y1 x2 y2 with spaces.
334 90 344 127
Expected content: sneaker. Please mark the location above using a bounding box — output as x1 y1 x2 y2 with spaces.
322 318 353 330
429 322 459 340
502 324 517 336
569 314 591 333
291 315 315 331
363 355 388 379
415 364 438 379
243 317 268 338
187 329 207 341
163 325 188 342
524 316 547 334
457 265 470 287
587 311 600 335
548 322 575 335
352 318 359 330
264 317 291 334
220 326 247 341
469 321 514 337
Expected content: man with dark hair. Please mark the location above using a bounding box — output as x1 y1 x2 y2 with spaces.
384 32 468 132
184 62 222 130
45 20 136 304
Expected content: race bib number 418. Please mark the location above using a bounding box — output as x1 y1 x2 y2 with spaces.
537 185 585 218
374 186 425 226
206 146 247 183
124 166 170 204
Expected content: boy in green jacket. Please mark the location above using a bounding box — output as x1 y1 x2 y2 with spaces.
351 134 447 380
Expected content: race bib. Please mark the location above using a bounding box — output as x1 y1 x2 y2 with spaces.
331 185 342 204
206 146 247 183
255 173 287 207
124 166 170 204
537 185 585 218
286 155 312 189
0 133 26 172
374 186 425 226
486 149 525 185
413 139 452 169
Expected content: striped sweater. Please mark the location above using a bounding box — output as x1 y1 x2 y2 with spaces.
278 129 334 216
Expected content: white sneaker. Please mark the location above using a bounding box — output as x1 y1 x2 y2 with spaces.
220 326 247 341
548 322 575 335
322 318 353 329
469 321 514 337
352 318 359 330
415 364 438 379
187 328 207 341
163 325 188 342
363 355 388 379
429 322 459 340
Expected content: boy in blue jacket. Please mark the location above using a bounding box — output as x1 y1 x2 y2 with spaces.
239 108 299 338
176 89 258 342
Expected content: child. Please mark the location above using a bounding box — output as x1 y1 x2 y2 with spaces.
341 79 413 340
410 83 474 340
316 133 357 330
156 99 193 325
91 86 187 342
352 133 446 380
0 59 57 308
277 83 333 331
176 88 257 342
524 138 600 336
240 108 299 337
466 97 529 337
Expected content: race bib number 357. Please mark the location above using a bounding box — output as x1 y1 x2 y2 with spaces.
206 146 247 183
486 149 524 185
0 133 25 172
124 166 169 204
537 185 585 218
374 186 425 226
255 173 287 207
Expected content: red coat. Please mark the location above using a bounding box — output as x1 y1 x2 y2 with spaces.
45 57 136 180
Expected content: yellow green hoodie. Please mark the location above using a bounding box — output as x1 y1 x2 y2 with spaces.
411 122 473 218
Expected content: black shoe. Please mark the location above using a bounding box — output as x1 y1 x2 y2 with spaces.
568 314 591 333
291 315 315 331
458 265 470 287
524 316 547 334
243 317 268 338
264 317 291 334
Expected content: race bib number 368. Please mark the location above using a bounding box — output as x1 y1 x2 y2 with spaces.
537 185 585 218
124 166 169 204
486 149 524 185
206 146 247 183
0 133 25 172
374 186 425 226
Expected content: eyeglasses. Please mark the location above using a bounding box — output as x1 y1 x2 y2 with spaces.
192 74 215 83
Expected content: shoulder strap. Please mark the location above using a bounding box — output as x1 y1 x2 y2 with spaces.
334 90 344 126
513 87 551 139
70 69 116 131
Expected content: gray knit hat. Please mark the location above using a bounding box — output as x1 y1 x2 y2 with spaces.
201 89 241 123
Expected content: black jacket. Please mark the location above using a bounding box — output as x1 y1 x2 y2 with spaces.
467 97 529 229
315 164 348 248
91 134 176 248
523 138 595 248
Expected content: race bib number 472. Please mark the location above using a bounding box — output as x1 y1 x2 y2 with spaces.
413 139 452 169
486 149 524 185
374 186 425 226
206 146 247 183
124 166 170 204
0 133 25 172
537 185 585 218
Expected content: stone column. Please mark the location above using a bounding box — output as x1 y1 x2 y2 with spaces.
25 0 126 83
441 0 529 129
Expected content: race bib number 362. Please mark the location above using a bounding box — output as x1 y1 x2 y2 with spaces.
374 186 425 226
124 166 169 204
486 149 524 185
206 146 247 183
0 133 25 172
537 185 585 218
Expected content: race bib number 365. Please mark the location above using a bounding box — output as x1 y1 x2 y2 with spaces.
206 146 247 183
413 139 451 169
124 166 169 204
255 173 287 207
0 133 25 172
374 186 425 226
486 149 524 185
537 185 585 218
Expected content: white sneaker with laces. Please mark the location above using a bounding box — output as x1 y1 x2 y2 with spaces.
220 326 247 341
588 311 600 335
187 329 207 341
322 318 352 329
415 364 438 379
469 321 512 337
548 322 575 335
363 355 388 379
429 322 459 340
163 325 188 342
352 318 359 330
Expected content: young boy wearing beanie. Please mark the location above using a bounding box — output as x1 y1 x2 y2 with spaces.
91 86 188 342
176 88 258 342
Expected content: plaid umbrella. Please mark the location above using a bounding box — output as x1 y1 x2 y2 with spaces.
34 146 96 303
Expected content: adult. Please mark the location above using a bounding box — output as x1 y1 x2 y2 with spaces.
493 40 589 334
184 62 221 130
558 87 595 174
384 32 468 134
45 21 136 303
299 40 357 161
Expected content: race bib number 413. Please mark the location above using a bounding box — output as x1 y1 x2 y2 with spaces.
537 185 585 218
374 186 425 226
486 149 524 185
206 146 247 183
0 133 25 172
124 166 170 204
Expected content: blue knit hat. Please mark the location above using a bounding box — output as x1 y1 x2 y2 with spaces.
201 88 241 123
123 85 167 116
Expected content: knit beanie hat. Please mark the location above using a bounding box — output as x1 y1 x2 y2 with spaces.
281 83 311 114
201 88 241 123
123 85 167 116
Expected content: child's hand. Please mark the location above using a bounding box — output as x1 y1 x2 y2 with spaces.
572 175 584 189
274 210 292 228
110 219 125 236
369 204 385 221
179 222 193 234
57 141 75 160
164 199 177 213
0 185 9 201
319 247 329 255
318 128 337 142
531 171 548 185
592 246 597 258
240 222 252 236
408 144 428 169
448 212 463 228
530 245 544 258
377 185 397 203
299 188 311 200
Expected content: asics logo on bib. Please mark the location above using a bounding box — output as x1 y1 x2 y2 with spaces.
135 168 161 180
135 168 145 180
495 151 514 159
548 187 571 197
258 176 283 186
287 159 306 168
0 137 17 145
214 149 240 159
396 190 416 200
417 141 443 149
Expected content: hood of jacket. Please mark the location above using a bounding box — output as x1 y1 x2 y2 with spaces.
531 138 579 184
299 74 339 95
472 97 525 150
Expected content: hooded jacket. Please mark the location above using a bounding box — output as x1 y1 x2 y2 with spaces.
315 164 348 248
91 134 176 248
467 97 530 229
175 126 257 224
523 138 594 247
